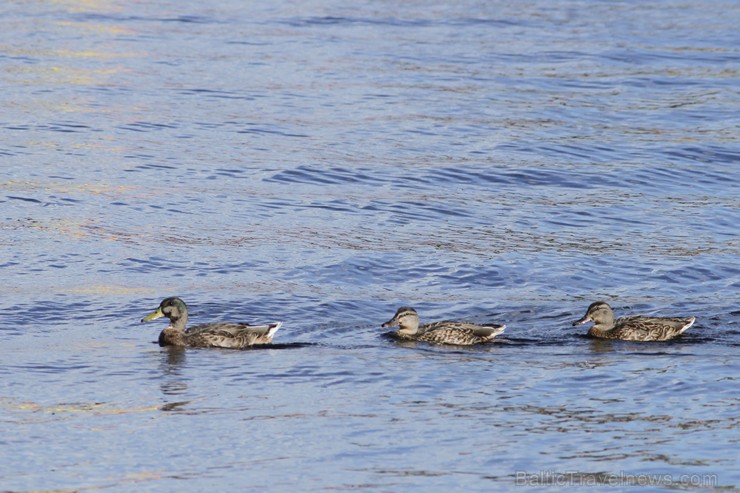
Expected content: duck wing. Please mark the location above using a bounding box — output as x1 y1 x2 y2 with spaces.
471 323 506 338
186 321 282 348
614 316 694 341
420 321 505 344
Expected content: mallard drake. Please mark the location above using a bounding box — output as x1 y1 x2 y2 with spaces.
381 307 505 345
572 301 695 341
141 297 282 349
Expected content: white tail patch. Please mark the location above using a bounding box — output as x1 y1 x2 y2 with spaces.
267 322 283 338
680 317 696 334
479 324 506 339
488 325 506 336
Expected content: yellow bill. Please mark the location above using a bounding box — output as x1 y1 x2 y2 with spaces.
141 307 164 322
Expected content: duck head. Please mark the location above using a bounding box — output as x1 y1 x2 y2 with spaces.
142 297 189 331
382 307 421 335
572 301 615 328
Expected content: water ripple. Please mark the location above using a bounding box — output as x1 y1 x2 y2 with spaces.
267 165 385 185
1 0 738 490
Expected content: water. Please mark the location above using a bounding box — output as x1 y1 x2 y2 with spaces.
1 0 738 491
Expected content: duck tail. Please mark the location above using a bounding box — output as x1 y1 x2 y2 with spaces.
491 324 506 336
680 317 696 334
479 324 506 340
267 322 283 339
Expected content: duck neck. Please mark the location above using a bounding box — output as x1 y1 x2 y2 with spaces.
590 309 615 331
397 320 420 336
588 321 616 337
169 314 188 332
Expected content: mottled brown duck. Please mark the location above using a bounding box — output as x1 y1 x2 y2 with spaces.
382 306 505 345
572 301 695 341
141 297 282 349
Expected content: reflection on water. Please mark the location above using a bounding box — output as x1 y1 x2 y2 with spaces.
0 0 738 491
159 347 188 396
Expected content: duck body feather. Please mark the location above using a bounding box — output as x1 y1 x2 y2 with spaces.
411 321 505 345
383 307 505 346
573 302 695 341
159 322 282 348
588 315 695 341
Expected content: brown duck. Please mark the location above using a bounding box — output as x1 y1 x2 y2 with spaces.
382 307 505 345
572 301 695 341
141 297 282 348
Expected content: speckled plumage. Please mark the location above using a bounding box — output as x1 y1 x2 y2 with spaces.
141 297 282 349
572 302 695 341
382 307 505 345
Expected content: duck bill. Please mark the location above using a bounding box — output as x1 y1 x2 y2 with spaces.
571 315 591 326
142 307 164 323
381 318 398 329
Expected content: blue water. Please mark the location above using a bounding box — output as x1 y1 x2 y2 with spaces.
1 0 738 491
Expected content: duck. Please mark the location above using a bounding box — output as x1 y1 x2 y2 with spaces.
572 301 695 341
141 297 282 349
381 306 505 345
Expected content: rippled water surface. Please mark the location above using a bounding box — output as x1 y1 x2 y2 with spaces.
1 0 739 491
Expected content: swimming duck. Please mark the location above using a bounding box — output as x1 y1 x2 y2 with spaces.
141 297 282 349
572 301 695 341
381 307 505 345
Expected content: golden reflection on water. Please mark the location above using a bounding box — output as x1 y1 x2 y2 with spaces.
1 179 135 195
67 284 152 296
56 20 133 36
40 219 137 243
0 46 139 60
48 0 123 13
3 0 142 117
0 397 162 417
5 64 126 86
